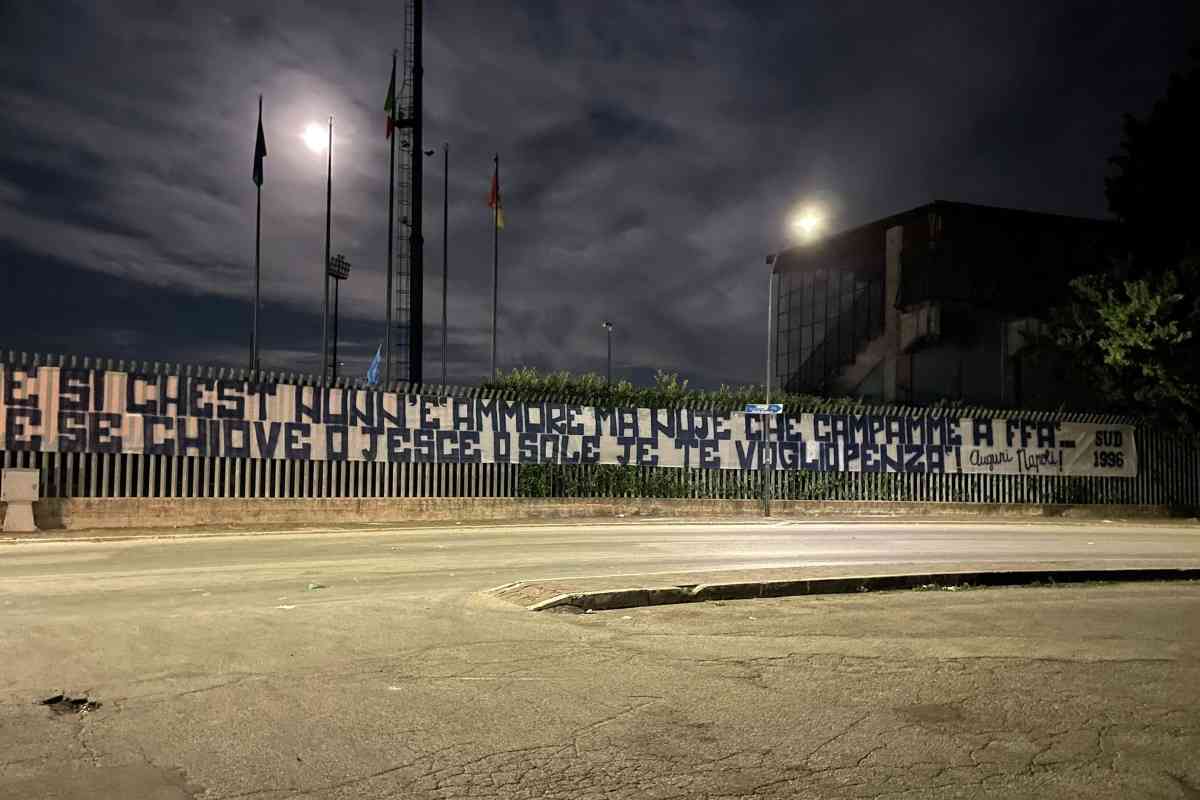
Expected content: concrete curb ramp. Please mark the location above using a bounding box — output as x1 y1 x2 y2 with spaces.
523 568 1200 612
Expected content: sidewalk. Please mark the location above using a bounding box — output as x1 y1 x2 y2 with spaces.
3 512 1198 545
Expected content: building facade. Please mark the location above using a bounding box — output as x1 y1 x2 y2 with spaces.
769 201 1117 408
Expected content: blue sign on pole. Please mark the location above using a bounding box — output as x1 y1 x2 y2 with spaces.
745 403 783 415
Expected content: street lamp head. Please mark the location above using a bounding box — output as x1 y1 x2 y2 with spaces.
327 253 352 280
302 123 327 154
602 321 613 331
789 206 825 243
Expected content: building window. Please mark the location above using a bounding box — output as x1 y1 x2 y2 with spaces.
775 267 885 393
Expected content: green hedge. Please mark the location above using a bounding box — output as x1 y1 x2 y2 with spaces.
516 464 905 500
516 463 1122 503
480 367 858 412
479 366 1020 416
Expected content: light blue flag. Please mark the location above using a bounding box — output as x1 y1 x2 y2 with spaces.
366 344 382 386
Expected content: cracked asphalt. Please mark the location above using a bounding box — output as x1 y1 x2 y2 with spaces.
1 520 1198 799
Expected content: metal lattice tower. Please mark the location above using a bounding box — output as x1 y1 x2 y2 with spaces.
389 0 423 385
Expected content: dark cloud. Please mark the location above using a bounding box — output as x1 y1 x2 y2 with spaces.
1 0 1196 387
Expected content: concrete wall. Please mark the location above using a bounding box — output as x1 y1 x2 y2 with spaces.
1 497 1176 532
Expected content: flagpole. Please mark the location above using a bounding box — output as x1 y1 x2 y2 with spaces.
441 141 448 386
490 153 499 380
252 94 262 373
322 115 332 383
384 50 397 388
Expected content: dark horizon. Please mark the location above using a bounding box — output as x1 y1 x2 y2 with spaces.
2 1 1196 388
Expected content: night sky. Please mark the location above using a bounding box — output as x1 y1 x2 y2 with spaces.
1 1 1195 387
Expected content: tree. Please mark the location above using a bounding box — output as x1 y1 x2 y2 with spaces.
1052 46 1200 430
1104 45 1200 278
1054 259 1199 429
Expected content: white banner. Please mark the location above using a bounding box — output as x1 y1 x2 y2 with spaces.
0 366 1136 476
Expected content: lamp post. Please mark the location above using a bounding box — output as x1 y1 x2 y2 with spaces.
602 320 614 384
327 253 352 382
302 117 335 381
762 253 780 518
765 256 777 403
322 117 333 383
440 142 449 386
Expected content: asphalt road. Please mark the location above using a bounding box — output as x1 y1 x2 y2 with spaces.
1 519 1198 799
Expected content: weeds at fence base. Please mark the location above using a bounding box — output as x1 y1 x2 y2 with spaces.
912 583 980 592
514 463 1145 504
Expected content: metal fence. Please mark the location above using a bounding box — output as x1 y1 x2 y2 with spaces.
2 350 1198 508
0 450 519 500
518 449 1199 506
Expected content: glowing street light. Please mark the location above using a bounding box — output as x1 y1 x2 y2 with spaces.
790 206 825 242
302 122 327 154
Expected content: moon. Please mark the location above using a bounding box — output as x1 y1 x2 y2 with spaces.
302 123 327 153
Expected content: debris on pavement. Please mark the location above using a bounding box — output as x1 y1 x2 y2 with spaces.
41 694 101 716
545 604 587 615
305 583 326 591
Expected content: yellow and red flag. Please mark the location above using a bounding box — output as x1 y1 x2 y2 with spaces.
487 166 505 230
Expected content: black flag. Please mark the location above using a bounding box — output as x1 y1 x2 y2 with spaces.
252 97 267 186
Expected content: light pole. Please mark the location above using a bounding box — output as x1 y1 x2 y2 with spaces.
440 143 449 386
764 257 777 516
602 320 613 383
303 117 334 381
417 146 438 385
327 254 352 382
323 117 332 383
765 256 777 403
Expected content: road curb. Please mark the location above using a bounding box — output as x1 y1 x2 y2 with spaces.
522 568 1200 612
6 495 1195 533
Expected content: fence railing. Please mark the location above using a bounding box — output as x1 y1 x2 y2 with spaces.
0 450 520 500
2 350 1198 508
3 446 1197 508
